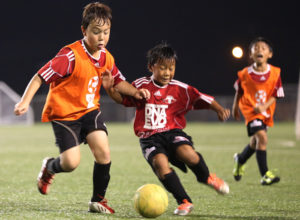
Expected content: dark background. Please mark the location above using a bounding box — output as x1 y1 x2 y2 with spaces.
1 0 299 96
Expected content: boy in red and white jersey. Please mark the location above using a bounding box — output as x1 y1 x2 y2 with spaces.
14 2 149 214
232 37 284 185
104 43 230 216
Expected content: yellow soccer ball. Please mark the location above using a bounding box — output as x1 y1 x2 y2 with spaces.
133 184 168 218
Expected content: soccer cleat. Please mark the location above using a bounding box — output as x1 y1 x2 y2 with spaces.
207 173 229 195
37 157 55 195
233 153 245 181
88 198 115 214
261 171 280 185
174 199 193 216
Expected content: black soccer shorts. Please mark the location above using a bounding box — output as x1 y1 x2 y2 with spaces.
139 129 193 172
51 110 107 153
247 119 267 137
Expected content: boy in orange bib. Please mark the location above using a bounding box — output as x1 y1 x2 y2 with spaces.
14 2 149 214
232 37 284 185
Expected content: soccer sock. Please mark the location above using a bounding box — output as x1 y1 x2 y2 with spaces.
256 150 268 176
47 157 64 173
91 161 111 202
188 152 210 183
238 144 256 164
160 170 192 204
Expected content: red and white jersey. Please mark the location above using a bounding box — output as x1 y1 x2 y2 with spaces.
37 39 125 85
122 76 214 138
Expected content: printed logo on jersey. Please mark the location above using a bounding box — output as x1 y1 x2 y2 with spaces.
154 90 162 97
255 90 270 118
86 76 99 108
255 90 266 104
144 104 168 129
163 95 176 104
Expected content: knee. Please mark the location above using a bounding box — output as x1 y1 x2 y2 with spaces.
61 156 80 172
93 148 111 164
152 159 171 179
256 132 268 149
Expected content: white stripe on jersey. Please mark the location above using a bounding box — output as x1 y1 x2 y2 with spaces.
41 68 55 82
113 71 126 81
277 87 285 97
66 51 75 61
199 93 214 104
135 78 151 88
169 80 188 89
134 76 148 84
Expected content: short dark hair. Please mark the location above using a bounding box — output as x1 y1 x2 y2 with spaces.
249 37 273 53
82 2 112 30
147 43 178 67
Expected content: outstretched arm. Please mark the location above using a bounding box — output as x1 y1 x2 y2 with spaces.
232 91 242 120
114 80 150 100
210 100 230 122
14 73 43 115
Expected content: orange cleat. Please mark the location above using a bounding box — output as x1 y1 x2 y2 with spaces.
174 199 193 216
207 173 229 195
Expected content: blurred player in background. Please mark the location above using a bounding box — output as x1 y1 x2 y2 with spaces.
102 43 230 216
14 2 149 214
232 37 284 185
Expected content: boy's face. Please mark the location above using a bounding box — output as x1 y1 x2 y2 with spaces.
150 59 176 86
81 19 111 53
250 41 273 65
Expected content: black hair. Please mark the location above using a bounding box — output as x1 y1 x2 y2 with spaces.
249 37 273 53
147 43 178 67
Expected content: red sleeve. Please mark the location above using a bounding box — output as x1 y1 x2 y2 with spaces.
37 47 75 84
189 86 214 109
272 76 285 98
111 63 126 86
234 79 243 94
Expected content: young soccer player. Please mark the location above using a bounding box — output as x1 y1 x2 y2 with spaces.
14 2 149 214
103 43 230 216
232 37 284 185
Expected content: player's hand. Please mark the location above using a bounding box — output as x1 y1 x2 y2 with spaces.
254 105 266 114
218 108 230 121
101 69 114 91
14 101 29 116
133 89 151 100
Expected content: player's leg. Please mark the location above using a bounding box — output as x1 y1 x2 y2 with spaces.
37 120 82 195
176 144 229 195
151 153 193 216
233 119 259 181
255 130 280 185
83 110 114 214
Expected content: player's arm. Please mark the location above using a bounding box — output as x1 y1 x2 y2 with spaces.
210 100 230 122
232 91 242 120
14 73 43 116
232 78 243 120
102 69 123 104
114 81 150 100
254 96 276 114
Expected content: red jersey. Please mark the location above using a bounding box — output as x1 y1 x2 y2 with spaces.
122 76 214 138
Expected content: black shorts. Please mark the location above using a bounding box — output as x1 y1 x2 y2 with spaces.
51 110 107 153
247 119 267 137
139 129 193 173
